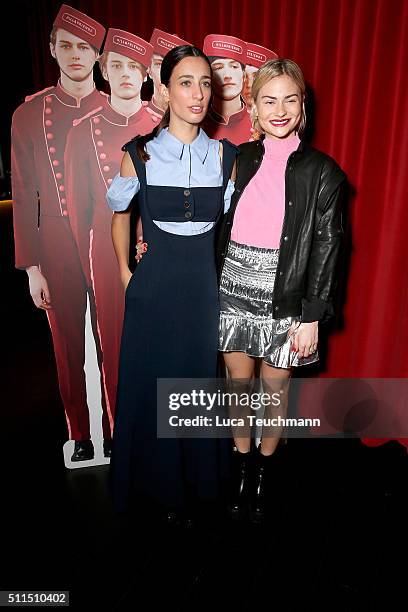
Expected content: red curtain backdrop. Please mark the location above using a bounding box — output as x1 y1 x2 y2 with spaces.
16 0 408 379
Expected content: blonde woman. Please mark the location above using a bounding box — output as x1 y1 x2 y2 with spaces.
216 58 347 522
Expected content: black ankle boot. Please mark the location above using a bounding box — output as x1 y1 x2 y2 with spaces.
228 447 251 519
250 445 275 524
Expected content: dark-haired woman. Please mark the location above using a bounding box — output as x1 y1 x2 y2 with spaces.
216 58 346 522
106 45 237 523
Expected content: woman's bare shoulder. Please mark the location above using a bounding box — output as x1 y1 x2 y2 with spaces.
120 151 137 178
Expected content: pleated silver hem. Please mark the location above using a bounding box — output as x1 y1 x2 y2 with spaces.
218 240 318 369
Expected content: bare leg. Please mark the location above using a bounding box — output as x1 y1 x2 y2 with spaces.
223 352 256 452
259 361 292 456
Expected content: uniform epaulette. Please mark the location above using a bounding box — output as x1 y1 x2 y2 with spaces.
145 106 162 120
24 86 54 103
72 106 104 127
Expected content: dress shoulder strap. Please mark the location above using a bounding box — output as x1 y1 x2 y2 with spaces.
219 139 239 193
121 137 146 184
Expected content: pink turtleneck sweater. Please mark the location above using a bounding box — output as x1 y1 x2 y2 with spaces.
231 134 300 249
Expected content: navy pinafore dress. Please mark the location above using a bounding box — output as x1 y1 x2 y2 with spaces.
110 136 237 513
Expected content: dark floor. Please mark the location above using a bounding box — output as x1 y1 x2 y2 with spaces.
1 203 407 610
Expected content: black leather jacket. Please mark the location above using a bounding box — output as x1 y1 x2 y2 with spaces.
216 137 347 322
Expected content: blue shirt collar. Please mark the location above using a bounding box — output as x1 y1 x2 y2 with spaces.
156 127 211 163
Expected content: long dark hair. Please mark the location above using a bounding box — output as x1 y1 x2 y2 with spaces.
136 45 211 162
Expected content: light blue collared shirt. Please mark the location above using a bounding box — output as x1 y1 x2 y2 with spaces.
106 127 235 235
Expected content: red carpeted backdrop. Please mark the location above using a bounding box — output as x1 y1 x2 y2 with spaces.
13 0 408 442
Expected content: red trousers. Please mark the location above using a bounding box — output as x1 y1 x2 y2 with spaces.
89 227 124 430
39 216 110 440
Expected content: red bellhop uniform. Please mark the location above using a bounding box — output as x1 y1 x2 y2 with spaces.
11 83 110 441
65 99 160 423
203 104 253 145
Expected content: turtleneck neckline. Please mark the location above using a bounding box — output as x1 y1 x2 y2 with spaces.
263 133 301 159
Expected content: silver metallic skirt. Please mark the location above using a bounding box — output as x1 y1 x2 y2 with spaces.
218 240 319 368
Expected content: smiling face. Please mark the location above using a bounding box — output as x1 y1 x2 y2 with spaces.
210 57 244 101
163 56 212 126
255 74 302 139
102 51 145 99
50 28 98 82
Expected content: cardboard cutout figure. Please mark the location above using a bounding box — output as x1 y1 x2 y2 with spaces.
11 4 107 463
147 28 191 116
243 42 278 109
202 34 252 144
65 29 158 435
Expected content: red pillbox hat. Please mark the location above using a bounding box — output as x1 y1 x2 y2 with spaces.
103 29 153 68
246 42 278 68
53 4 105 51
203 34 247 64
149 28 191 57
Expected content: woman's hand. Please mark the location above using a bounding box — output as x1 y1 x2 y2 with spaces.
291 321 318 358
135 240 148 263
121 268 133 291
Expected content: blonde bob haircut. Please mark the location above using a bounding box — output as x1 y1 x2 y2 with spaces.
251 58 306 137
